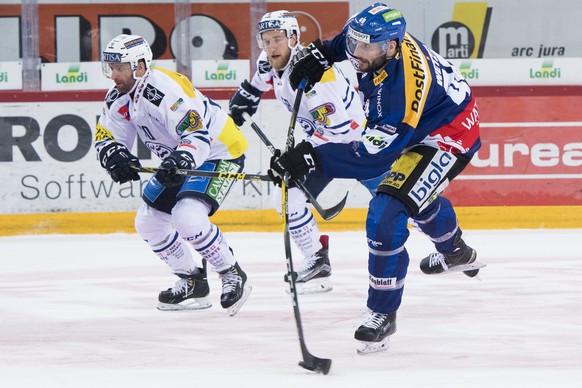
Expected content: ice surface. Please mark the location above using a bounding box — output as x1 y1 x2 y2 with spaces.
1 229 581 387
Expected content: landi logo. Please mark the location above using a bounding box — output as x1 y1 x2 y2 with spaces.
431 2 493 59
205 62 237 81
0 72 7 82
458 60 479 79
530 60 561 80
56 64 88 84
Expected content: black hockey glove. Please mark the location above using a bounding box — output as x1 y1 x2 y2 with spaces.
268 141 318 184
99 142 141 184
289 39 335 92
155 150 194 188
228 80 264 126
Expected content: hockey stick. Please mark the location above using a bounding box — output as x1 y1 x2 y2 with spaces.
242 112 347 221
282 78 332 375
130 164 272 182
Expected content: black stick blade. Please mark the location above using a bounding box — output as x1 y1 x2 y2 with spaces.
299 357 332 375
315 191 349 221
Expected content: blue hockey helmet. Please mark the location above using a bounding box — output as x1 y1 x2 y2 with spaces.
346 3 406 57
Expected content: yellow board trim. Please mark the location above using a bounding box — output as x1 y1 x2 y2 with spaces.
1 206 581 236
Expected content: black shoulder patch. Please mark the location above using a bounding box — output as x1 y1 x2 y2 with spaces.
258 59 272 74
144 84 165 107
105 88 125 108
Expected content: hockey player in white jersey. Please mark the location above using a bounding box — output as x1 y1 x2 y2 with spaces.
95 34 251 316
229 10 385 294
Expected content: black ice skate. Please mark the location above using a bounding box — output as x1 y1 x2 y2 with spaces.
355 310 397 355
157 263 211 311
219 262 251 317
419 234 486 277
284 235 333 294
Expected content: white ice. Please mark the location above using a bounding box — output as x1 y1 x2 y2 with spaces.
1 228 581 387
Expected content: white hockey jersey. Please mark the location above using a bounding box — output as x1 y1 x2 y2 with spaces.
250 49 365 147
95 66 248 168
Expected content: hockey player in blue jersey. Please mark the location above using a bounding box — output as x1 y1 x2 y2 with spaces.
269 3 486 354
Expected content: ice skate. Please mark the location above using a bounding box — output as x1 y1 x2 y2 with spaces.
219 262 252 317
355 310 397 355
284 235 333 294
157 264 212 311
420 234 486 277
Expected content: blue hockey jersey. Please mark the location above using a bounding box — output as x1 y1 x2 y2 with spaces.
311 32 481 180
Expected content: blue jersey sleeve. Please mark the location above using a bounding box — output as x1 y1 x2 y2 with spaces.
313 126 414 180
324 31 348 63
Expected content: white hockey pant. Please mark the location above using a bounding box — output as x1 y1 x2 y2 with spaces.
135 198 236 275
272 185 322 258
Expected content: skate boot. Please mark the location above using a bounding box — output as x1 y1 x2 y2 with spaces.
355 310 397 355
157 262 211 311
419 234 485 277
219 262 252 317
284 235 332 294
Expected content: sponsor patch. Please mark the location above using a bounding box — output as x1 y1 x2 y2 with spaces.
170 98 184 112
382 151 423 189
347 26 370 43
373 70 388 86
363 134 389 152
309 103 335 125
369 275 397 290
409 152 454 205
176 110 203 135
144 84 165 107
206 160 242 205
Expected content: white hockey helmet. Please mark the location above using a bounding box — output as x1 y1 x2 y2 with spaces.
101 34 153 79
256 10 300 49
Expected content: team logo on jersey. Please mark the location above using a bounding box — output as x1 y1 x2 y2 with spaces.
144 142 174 160
117 102 130 121
309 103 335 126
176 110 203 135
144 84 165 107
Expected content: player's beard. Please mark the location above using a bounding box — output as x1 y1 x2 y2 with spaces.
115 78 137 94
357 55 389 74
268 50 292 71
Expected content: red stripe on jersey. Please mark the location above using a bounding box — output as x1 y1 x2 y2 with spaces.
429 97 480 154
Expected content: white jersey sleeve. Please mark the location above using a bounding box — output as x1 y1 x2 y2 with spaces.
263 46 366 148
95 88 137 155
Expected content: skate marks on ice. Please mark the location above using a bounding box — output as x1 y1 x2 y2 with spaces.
0 230 581 387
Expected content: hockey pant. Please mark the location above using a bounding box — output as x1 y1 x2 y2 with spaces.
366 146 471 313
272 171 387 259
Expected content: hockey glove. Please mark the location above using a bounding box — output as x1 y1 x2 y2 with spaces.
228 80 264 126
268 141 318 183
99 142 141 184
289 39 335 92
155 151 195 188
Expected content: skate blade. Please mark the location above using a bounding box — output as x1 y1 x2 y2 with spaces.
226 284 252 317
447 260 487 274
157 297 212 311
286 278 333 295
356 337 390 355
